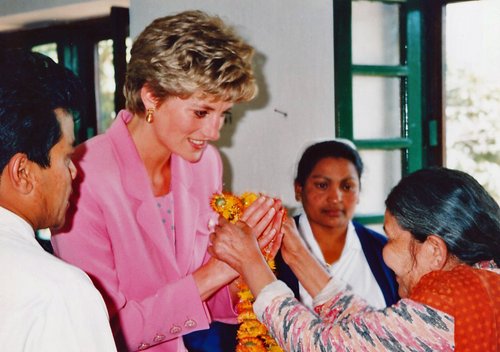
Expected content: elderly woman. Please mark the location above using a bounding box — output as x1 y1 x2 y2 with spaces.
52 10 282 352
210 167 500 351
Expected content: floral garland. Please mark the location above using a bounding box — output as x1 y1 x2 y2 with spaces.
210 192 283 352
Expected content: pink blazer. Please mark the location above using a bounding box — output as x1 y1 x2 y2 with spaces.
52 110 236 352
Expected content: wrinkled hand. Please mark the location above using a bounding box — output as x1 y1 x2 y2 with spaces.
281 216 309 264
208 195 286 274
280 217 332 297
208 217 262 274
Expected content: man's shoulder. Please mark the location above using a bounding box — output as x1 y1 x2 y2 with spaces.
0 241 95 299
0 244 110 350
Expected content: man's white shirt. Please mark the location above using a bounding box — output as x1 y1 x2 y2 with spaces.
0 206 116 351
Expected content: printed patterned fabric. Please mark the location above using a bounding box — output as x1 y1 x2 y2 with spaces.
410 262 500 351
261 290 454 351
259 262 499 351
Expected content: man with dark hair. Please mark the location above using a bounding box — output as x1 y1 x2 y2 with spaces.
0 50 116 351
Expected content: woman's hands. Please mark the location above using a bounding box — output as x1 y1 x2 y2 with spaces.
210 196 284 270
240 196 285 259
280 216 309 263
208 196 284 296
209 218 262 273
194 196 283 300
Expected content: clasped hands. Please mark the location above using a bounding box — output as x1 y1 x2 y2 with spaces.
208 195 308 295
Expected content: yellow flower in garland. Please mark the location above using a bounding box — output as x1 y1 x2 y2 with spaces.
210 192 244 223
238 287 255 302
211 191 283 352
237 337 266 352
238 320 268 338
240 192 259 208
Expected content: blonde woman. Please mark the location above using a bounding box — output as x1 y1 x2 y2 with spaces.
52 11 282 351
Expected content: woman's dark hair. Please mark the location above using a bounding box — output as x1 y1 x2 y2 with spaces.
0 49 83 171
295 140 364 187
385 167 500 265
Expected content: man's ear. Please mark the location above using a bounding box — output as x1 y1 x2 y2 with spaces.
424 235 449 270
294 182 302 202
140 84 158 111
7 153 35 194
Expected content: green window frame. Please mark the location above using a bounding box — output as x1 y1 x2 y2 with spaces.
0 7 129 144
334 0 433 225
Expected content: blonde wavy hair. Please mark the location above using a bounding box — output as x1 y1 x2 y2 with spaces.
124 10 257 113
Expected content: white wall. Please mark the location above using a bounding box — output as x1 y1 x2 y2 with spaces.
130 0 335 211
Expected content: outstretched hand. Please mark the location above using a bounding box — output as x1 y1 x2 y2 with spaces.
208 218 261 273
280 216 308 263
208 213 281 297
280 216 332 297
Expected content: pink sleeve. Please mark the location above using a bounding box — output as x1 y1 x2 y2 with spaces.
201 250 238 324
52 181 212 351
52 142 236 350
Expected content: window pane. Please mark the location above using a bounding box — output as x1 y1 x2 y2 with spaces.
357 149 401 215
353 76 401 139
32 43 58 63
445 2 500 203
126 37 133 62
352 1 400 65
96 39 116 134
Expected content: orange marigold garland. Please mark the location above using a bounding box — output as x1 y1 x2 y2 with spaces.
210 192 283 352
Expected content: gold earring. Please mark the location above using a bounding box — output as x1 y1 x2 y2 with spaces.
146 108 154 123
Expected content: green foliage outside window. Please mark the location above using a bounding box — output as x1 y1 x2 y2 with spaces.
97 39 116 134
446 68 500 202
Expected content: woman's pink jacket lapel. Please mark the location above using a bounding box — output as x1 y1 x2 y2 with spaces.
52 110 235 351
